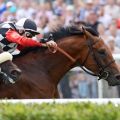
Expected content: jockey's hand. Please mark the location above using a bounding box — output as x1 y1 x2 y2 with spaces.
46 40 57 53
46 40 57 48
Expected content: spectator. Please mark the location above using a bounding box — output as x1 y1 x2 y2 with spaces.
53 0 66 16
16 0 35 19
78 72 90 98
107 36 120 53
0 1 14 17
69 70 81 98
64 5 74 26
79 0 94 21
37 14 48 34
97 23 109 44
85 10 101 32
7 5 17 22
106 23 120 48
98 5 112 29
104 0 120 19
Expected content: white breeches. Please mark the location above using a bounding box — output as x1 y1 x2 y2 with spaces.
0 52 13 64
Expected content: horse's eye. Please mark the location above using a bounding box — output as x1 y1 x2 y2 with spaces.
98 49 107 56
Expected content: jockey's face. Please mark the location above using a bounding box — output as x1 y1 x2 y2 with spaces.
18 29 33 38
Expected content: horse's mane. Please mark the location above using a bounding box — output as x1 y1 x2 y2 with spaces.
44 25 99 41
14 25 99 58
44 26 83 41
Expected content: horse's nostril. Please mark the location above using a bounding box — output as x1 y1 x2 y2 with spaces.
11 69 22 78
115 74 120 80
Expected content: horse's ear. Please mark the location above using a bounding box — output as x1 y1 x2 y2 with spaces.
81 26 85 33
81 26 89 36
82 26 95 40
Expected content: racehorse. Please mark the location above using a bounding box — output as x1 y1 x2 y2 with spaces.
0 26 120 98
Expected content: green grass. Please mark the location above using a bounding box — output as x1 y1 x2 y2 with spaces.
0 102 120 120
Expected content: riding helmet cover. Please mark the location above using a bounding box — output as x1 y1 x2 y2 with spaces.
15 18 40 35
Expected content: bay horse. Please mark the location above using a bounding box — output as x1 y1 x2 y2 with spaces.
0 26 120 98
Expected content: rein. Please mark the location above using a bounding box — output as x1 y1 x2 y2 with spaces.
56 47 76 62
46 44 76 63
51 39 98 76
56 44 100 77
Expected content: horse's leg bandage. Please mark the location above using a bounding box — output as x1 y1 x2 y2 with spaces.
0 52 13 64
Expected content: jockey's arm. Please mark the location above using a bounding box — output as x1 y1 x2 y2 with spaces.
6 29 44 47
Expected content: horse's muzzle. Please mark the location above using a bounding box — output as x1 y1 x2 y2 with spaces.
107 74 120 86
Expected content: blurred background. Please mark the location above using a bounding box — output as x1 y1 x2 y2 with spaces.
2 0 120 98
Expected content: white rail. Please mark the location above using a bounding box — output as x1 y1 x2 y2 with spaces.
1 99 120 105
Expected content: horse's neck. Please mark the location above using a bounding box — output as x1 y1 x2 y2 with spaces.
44 53 74 84
44 37 84 84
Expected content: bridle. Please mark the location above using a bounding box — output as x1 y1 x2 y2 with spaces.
55 32 115 80
78 35 115 80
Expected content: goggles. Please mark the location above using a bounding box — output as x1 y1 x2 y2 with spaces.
18 29 34 38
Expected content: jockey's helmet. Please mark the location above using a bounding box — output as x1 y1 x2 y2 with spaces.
15 18 40 36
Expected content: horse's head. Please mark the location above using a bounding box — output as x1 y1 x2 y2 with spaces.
76 27 120 86
0 51 21 84
43 25 120 86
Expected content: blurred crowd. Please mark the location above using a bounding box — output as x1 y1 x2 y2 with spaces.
1 0 120 53
2 0 120 98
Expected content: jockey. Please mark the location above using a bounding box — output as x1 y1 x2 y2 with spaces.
0 18 57 83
